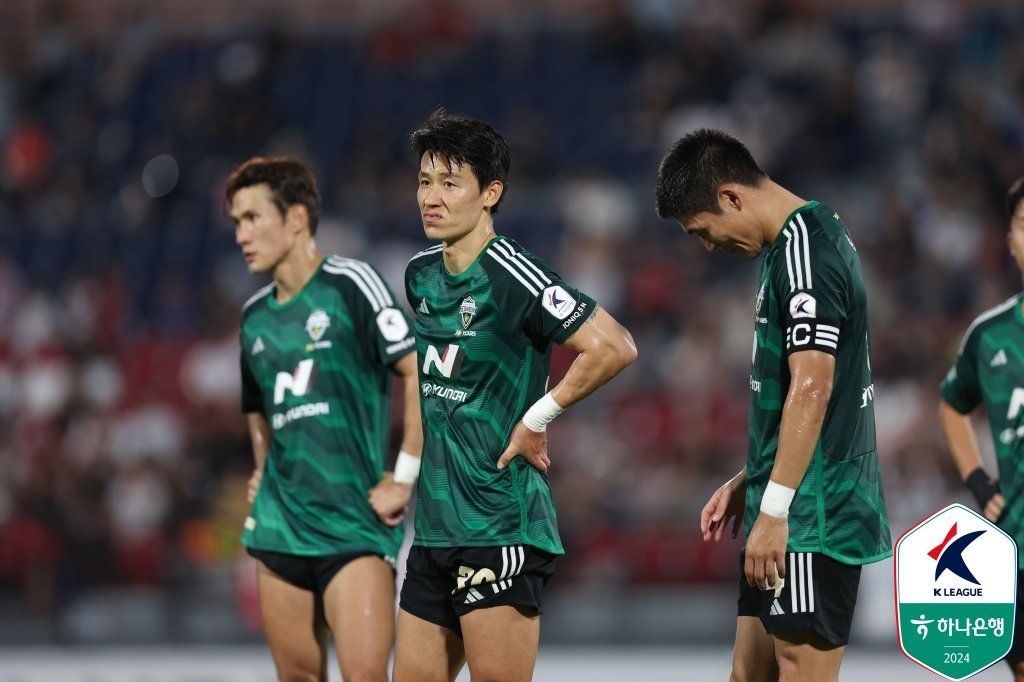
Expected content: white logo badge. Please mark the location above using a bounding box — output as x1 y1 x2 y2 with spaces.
542 285 576 320
991 349 1008 367
377 308 410 342
418 299 430 315
305 309 331 341
460 296 477 329
251 337 265 355
755 282 766 315
789 293 817 319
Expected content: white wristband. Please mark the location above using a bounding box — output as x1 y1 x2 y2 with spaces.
760 481 796 519
521 392 564 433
393 450 421 485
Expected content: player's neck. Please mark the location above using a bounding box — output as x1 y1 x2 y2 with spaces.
759 180 808 246
273 239 324 304
442 221 497 275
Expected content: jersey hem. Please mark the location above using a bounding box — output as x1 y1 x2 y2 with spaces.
412 539 565 555
242 539 401 558
788 544 893 566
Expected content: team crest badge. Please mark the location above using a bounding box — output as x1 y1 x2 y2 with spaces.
755 282 766 316
460 296 477 329
305 309 331 341
895 503 1016 680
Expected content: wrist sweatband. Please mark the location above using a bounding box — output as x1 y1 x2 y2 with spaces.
760 481 796 519
965 467 1000 509
393 451 421 485
521 392 564 433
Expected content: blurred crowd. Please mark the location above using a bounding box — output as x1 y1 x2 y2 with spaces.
1 0 1023 640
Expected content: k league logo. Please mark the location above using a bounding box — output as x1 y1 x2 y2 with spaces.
895 504 1016 680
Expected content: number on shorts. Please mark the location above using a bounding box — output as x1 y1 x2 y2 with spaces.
455 565 497 593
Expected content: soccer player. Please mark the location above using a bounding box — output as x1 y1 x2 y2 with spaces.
228 156 423 682
656 129 891 682
939 177 1024 681
391 109 637 682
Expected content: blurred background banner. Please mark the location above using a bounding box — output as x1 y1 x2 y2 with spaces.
0 0 1022 662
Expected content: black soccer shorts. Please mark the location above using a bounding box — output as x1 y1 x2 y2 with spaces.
737 549 862 646
247 547 392 596
399 544 557 637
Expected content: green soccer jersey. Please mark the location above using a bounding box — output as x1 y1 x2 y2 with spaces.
746 202 891 565
405 237 597 554
941 294 1024 567
239 255 415 559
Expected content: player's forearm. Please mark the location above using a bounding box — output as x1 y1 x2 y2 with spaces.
246 412 271 471
551 324 637 409
769 373 832 490
939 400 985 480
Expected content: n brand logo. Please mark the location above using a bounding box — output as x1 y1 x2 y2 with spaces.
1007 387 1024 420
422 344 464 379
274 359 315 405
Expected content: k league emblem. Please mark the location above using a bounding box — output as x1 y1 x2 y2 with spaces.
459 295 477 329
895 503 1016 680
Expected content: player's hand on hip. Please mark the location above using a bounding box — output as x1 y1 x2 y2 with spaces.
368 472 412 526
744 512 788 589
497 422 551 473
247 467 263 504
985 492 1005 523
700 474 746 542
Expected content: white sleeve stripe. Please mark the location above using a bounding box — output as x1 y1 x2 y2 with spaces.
957 295 1018 355
408 244 443 262
784 225 797 291
493 241 546 290
327 257 392 306
496 241 551 284
327 258 394 307
795 223 805 289
516 249 548 280
242 283 274 312
349 259 394 306
817 333 840 343
818 324 840 333
485 249 539 296
796 213 813 289
323 264 383 311
815 339 838 349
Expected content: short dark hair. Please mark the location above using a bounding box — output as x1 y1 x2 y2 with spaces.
655 129 766 222
1007 177 1024 219
410 107 510 214
225 157 321 234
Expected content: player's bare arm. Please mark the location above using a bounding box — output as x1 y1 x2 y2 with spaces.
369 352 423 526
701 467 746 542
497 306 637 472
246 411 272 504
745 349 833 591
939 399 1005 522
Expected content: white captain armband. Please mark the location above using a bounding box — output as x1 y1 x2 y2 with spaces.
785 319 840 355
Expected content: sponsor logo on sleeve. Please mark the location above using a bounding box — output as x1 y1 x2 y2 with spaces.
789 293 817 319
377 307 410 342
543 285 577 319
